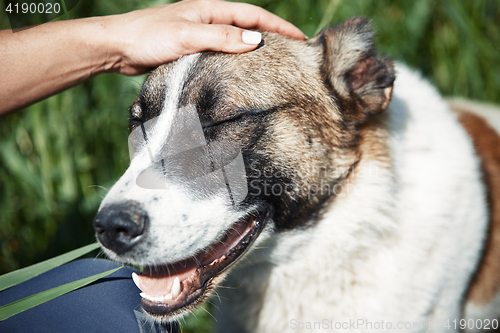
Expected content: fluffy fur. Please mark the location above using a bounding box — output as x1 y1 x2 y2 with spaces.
94 17 500 332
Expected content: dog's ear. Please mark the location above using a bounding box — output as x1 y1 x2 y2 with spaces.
312 17 395 124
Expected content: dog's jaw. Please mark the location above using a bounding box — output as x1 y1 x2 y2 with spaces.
130 209 269 322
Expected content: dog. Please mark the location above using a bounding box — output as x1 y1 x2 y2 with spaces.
93 17 500 332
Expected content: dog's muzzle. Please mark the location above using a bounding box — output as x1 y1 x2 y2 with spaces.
93 201 148 254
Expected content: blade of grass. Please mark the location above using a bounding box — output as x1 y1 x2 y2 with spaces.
0 266 122 321
60 0 68 13
314 0 341 36
0 243 100 292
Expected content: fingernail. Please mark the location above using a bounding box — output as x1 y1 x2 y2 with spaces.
242 30 262 45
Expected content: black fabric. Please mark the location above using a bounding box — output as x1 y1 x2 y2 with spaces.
0 259 178 333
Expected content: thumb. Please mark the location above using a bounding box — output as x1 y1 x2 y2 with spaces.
181 23 262 54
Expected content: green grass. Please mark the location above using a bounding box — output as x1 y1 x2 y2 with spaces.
0 0 499 331
0 242 120 321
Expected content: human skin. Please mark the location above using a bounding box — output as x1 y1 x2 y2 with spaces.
0 0 305 115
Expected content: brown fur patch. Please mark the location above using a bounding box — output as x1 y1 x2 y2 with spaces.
358 111 392 168
453 107 500 305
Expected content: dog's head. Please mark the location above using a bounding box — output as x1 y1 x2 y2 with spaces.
93 17 394 321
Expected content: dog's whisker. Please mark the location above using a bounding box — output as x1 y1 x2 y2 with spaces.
208 291 227 305
252 245 270 250
199 304 217 322
178 314 188 326
192 254 202 266
85 184 110 193
214 283 243 290
184 308 197 322
165 263 174 276
209 290 222 303
205 300 222 315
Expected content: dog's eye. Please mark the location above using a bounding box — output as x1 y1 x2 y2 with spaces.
201 110 254 130
128 103 144 131
128 116 144 132
200 118 226 129
128 116 143 123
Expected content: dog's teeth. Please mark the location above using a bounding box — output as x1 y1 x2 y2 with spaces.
140 292 156 302
132 272 142 290
141 293 159 302
172 277 181 298
140 292 173 303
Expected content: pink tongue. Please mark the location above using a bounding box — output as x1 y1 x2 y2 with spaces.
135 264 197 297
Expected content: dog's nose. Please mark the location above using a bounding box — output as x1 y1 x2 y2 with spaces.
93 201 148 254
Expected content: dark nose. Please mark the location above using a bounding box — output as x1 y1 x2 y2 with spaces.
93 201 148 255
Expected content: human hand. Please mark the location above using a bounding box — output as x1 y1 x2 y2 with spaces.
0 0 304 114
103 0 305 75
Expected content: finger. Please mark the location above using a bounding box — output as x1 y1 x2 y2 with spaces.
178 23 263 54
203 1 305 40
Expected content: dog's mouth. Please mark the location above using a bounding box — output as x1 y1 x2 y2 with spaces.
131 208 269 320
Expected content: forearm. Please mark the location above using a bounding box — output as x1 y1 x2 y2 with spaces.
0 17 118 115
0 0 305 116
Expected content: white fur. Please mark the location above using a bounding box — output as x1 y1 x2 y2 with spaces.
214 64 489 332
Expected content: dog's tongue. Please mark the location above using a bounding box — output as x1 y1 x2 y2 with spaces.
132 260 199 299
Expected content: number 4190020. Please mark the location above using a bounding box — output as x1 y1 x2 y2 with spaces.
5 2 61 14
